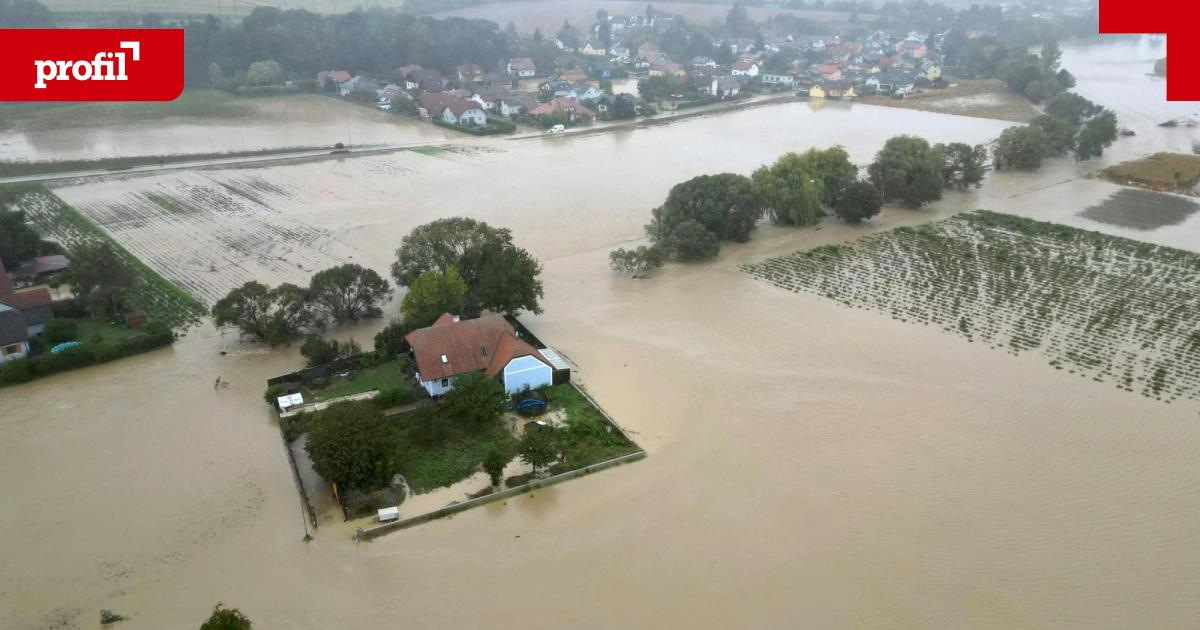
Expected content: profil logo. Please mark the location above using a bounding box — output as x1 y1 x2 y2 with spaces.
1099 0 1198 101
34 40 140 88
1 29 184 101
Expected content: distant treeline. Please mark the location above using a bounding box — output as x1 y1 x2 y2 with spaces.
182 9 510 86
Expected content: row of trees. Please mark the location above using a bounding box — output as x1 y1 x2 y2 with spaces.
183 8 511 88
214 218 544 352
212 263 391 345
612 136 987 275
994 93 1118 170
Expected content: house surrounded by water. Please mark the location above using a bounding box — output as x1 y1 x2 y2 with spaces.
405 313 570 396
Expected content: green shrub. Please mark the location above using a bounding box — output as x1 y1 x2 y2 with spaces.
43 319 78 344
0 358 34 385
264 384 288 405
373 386 414 409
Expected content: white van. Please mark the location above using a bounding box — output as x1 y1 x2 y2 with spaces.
547 124 565 134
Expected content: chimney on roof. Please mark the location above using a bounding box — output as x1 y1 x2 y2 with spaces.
452 315 460 322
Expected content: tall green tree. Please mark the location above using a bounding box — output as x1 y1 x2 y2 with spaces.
519 426 561 472
833 181 883 224
1040 39 1062 75
0 208 53 269
609 245 665 278
1044 92 1101 125
867 135 944 207
993 124 1051 171
752 153 824 226
647 173 760 244
212 281 318 345
308 263 391 324
70 242 136 320
439 370 507 430
305 400 395 489
1030 114 1077 156
658 220 720 262
1075 110 1118 161
199 603 252 630
391 218 542 317
934 142 988 190
400 267 468 329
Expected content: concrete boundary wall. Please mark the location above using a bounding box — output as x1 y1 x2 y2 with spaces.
357 450 646 540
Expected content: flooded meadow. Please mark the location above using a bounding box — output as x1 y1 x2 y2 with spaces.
3 37 1200 629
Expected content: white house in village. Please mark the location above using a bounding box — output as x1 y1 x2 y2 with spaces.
441 100 487 126
404 314 569 396
731 60 760 77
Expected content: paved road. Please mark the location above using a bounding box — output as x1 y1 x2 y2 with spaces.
0 142 440 185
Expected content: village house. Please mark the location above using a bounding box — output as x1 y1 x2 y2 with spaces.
810 80 856 100
579 39 607 57
508 57 537 78
0 260 53 357
339 76 382 97
441 99 488 126
316 70 351 90
710 75 741 98
0 303 30 363
405 314 568 396
416 91 456 118
529 97 596 123
812 64 844 81
500 92 538 117
760 72 795 87
731 60 760 78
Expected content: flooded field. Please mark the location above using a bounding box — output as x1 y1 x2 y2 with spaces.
46 101 1012 306
1081 188 1199 230
0 93 453 162
4 37 1200 630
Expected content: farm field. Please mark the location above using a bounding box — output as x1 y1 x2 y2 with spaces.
44 167 367 306
0 183 206 328
0 92 453 162
1101 152 1200 195
745 211 1200 403
861 79 1040 123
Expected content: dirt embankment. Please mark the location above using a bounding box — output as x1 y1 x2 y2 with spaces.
860 79 1039 123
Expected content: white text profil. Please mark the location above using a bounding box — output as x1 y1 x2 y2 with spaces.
34 41 140 88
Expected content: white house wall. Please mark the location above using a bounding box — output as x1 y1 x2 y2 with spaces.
503 356 552 394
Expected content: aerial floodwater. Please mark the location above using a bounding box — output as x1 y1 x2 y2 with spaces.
2 31 1199 630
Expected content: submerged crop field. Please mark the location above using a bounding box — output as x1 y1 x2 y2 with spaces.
745 211 1200 402
0 183 206 328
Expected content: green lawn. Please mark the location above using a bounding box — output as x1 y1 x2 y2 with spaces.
72 318 138 343
543 384 641 468
392 413 518 494
305 358 416 402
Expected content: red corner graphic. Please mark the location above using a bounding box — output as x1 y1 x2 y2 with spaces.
1099 0 1198 100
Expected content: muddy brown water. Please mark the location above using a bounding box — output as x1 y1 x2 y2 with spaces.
3 37 1200 629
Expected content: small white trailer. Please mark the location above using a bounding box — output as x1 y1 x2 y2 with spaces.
377 507 400 522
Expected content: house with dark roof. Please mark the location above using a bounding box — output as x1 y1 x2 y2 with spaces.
405 314 559 396
0 303 30 363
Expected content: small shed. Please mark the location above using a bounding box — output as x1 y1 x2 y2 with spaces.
538 347 572 385
123 311 147 328
276 393 304 411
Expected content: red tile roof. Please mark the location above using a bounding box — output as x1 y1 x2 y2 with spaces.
405 314 551 382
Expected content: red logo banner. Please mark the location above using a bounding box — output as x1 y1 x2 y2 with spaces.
1099 0 1198 100
0 29 184 102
